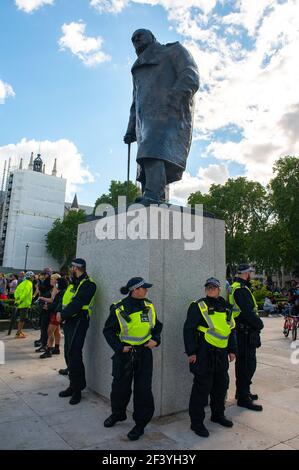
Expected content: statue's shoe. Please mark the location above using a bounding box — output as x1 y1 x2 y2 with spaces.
134 196 160 206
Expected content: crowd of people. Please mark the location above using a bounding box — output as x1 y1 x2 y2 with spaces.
0 268 70 347
263 282 299 316
1 262 298 442
0 260 96 408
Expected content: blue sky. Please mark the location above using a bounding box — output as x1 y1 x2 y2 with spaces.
1 1 298 206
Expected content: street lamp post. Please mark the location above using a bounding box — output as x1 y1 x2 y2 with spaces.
24 244 29 271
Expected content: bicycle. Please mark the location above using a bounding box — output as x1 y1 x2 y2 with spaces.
283 314 299 341
7 303 40 335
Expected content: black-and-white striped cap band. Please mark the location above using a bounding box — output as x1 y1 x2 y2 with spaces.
238 268 252 273
128 280 145 291
71 262 85 268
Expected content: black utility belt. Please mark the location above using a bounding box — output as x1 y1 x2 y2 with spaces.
67 311 89 320
237 323 251 331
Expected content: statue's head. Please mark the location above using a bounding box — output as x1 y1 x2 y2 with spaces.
131 29 156 56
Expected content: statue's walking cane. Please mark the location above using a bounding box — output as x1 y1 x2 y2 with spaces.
126 143 131 201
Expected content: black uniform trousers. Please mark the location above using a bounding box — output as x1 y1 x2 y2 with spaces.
235 329 257 400
110 346 154 428
189 341 229 426
63 314 90 392
40 309 50 347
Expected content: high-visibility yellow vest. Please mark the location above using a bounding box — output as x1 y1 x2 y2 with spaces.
228 281 258 319
197 300 235 348
114 300 156 346
62 276 96 317
14 279 33 309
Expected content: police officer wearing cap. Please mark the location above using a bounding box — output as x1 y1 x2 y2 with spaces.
103 277 163 441
184 277 237 438
56 258 97 405
229 264 264 411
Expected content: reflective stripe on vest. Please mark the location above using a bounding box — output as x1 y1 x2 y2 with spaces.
229 282 258 319
62 277 96 317
197 300 235 349
62 284 76 307
115 300 156 345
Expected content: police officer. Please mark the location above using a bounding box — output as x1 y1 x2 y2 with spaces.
56 258 96 405
183 277 236 438
229 264 264 411
103 277 163 441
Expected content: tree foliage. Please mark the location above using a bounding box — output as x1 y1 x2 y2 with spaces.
188 177 269 269
187 157 299 275
46 210 86 270
269 156 299 270
94 180 140 213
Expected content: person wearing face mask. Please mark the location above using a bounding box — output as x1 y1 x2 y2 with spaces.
56 259 97 405
229 264 264 411
184 278 236 438
103 277 163 441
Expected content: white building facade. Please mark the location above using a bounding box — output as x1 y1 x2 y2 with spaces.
0 156 66 271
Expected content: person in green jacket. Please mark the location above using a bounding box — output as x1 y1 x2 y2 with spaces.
14 271 34 338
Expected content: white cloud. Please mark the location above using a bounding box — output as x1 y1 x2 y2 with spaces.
0 80 15 104
58 21 111 67
94 1 299 188
221 0 277 37
165 0 299 184
15 0 54 13
170 163 229 204
0 138 94 200
90 0 217 15
13 1 299 198
90 0 129 13
133 0 217 15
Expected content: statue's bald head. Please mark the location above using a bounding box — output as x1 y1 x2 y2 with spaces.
131 29 156 56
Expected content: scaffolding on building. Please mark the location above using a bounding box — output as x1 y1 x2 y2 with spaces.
0 159 19 265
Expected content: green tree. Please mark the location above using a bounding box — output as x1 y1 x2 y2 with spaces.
269 156 299 270
46 210 86 270
94 180 140 213
188 177 269 269
248 222 286 273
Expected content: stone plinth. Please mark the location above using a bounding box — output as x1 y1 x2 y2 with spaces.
77 205 225 416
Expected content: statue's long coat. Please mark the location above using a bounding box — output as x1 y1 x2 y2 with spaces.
126 41 199 184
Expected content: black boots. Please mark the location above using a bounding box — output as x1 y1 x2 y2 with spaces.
59 387 73 398
40 349 52 359
104 414 127 428
58 368 69 376
51 347 60 355
249 393 259 401
235 392 259 401
191 423 209 438
237 399 263 411
211 415 233 427
69 391 81 405
59 387 81 405
127 425 144 441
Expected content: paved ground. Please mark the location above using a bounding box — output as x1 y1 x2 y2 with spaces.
0 317 298 450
